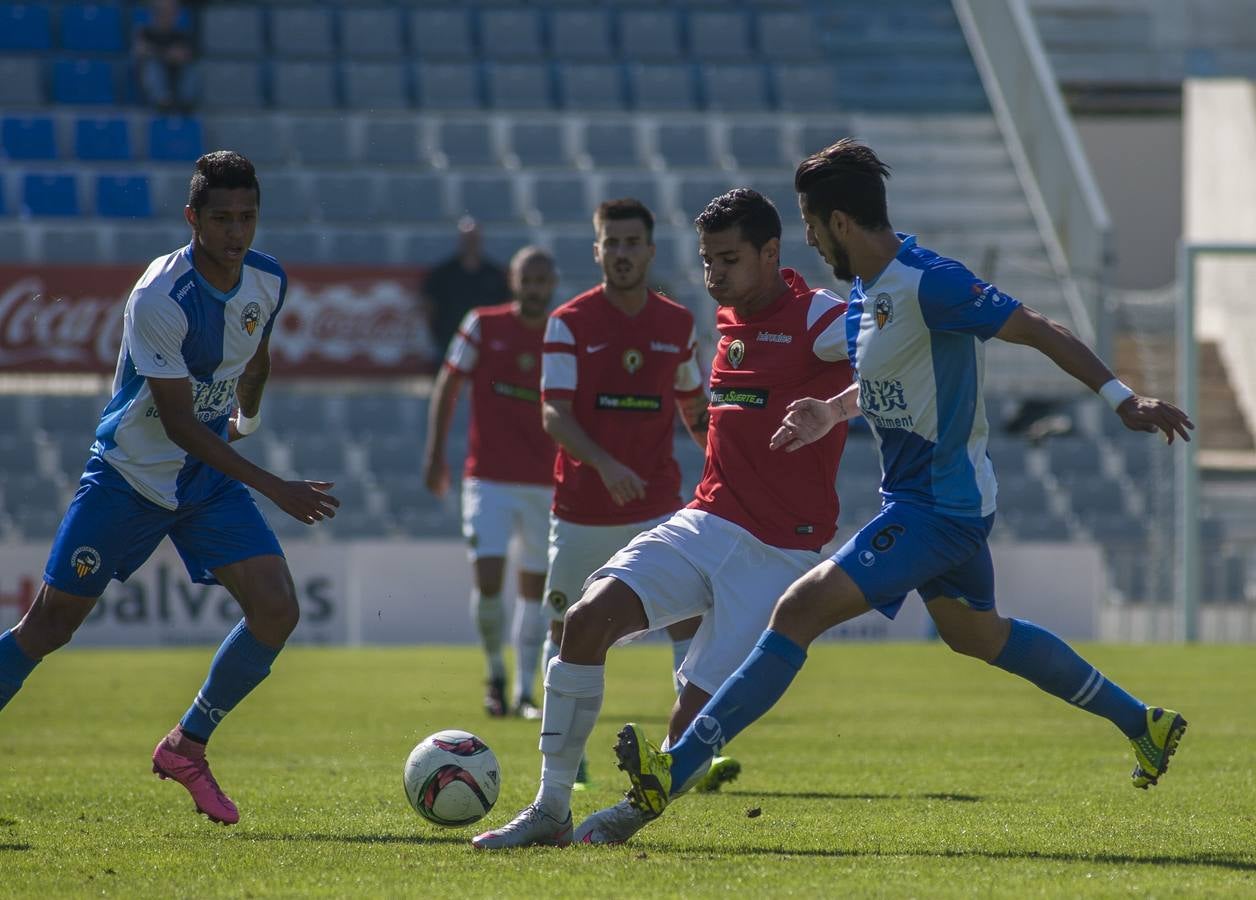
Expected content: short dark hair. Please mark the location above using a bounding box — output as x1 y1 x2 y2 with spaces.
794 139 892 230
693 188 781 250
188 150 260 212
593 197 654 241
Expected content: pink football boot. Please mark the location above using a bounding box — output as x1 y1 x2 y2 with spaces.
151 726 240 825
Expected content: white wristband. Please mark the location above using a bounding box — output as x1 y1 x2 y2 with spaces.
235 410 261 435
1098 378 1135 411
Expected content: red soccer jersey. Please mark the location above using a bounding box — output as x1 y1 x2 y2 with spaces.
541 286 704 525
689 268 854 550
446 303 554 486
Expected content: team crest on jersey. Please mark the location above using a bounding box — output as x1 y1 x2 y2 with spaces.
622 348 643 374
240 301 262 336
727 339 745 369
71 546 102 579
874 293 893 330
516 352 536 372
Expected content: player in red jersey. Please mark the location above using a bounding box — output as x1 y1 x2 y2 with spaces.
473 190 854 848
424 247 558 719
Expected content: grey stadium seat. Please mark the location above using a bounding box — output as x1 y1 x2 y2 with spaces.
340 7 405 60
455 175 520 223
42 229 101 263
728 122 788 168
415 63 481 110
557 63 625 110
485 63 553 110
151 171 192 216
35 395 102 436
758 11 819 59
0 58 42 108
509 121 566 167
409 9 474 60
258 173 310 222
200 61 265 109
0 226 28 262
800 121 851 158
367 435 421 475
479 8 545 61
628 63 697 110
601 175 662 215
619 10 682 61
550 10 613 60
333 228 393 264
267 392 337 435
655 122 713 168
343 62 411 111
552 233 601 285
701 63 769 111
679 175 741 221
372 173 446 222
201 6 265 58
288 116 353 165
532 174 588 224
3 474 64 514
401 231 453 264
362 119 421 166
269 6 336 59
271 61 339 110
345 393 425 434
109 226 187 263
436 120 497 168
253 228 323 263
313 174 378 223
582 121 642 167
204 115 284 164
774 63 839 111
688 11 752 60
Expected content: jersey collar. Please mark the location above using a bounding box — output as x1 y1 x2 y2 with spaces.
186 241 244 304
862 233 916 291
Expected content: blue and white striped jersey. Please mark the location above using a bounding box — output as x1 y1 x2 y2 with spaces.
91 242 286 510
846 235 1019 517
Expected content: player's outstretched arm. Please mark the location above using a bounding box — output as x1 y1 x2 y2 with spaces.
228 334 271 442
148 376 340 524
422 366 465 497
994 306 1195 444
770 383 861 452
542 397 646 506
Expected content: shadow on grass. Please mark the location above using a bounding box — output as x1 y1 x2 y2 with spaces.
0 843 31 852
244 832 471 847
723 791 982 803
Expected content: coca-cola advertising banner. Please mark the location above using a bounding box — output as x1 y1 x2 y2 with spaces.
0 265 436 377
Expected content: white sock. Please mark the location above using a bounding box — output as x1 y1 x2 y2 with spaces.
671 637 692 696
512 598 546 705
535 658 604 819
472 589 505 681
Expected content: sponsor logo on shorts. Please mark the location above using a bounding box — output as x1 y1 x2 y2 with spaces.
595 393 662 412
692 715 725 752
710 387 769 409
241 301 262 336
858 550 876 567
71 546 102 579
622 348 644 373
547 591 568 612
492 381 540 403
726 339 745 369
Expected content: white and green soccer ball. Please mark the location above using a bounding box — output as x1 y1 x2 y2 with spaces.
403 730 500 826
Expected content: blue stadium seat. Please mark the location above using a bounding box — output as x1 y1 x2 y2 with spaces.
758 11 819 59
74 117 130 161
271 61 339 109
550 10 613 60
485 63 553 110
557 63 625 110
619 10 682 61
289 116 352 164
362 119 421 165
628 63 696 110
532 174 588 224
601 175 661 216
728 122 788 168
340 7 404 60
582 121 642 167
270 6 336 59
687 10 752 60
148 116 203 161
204 115 281 163
479 9 544 61
23 174 79 216
410 9 473 60
60 3 124 53
314 174 376 224
701 63 769 111
201 6 264 58
0 58 42 107
415 63 481 110
0 3 51 51
2 116 56 160
96 175 152 219
343 62 411 111
655 122 714 168
510 121 566 167
257 173 309 222
52 59 115 105
773 63 839 111
436 120 497 167
200 61 265 110
455 175 520 223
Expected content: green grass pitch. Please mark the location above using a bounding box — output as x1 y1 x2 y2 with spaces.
1 642 1253 897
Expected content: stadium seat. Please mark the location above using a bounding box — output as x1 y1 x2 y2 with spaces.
288 116 352 165
0 57 42 107
74 118 130 161
200 61 265 110
60 3 124 53
272 61 339 110
344 393 424 435
773 63 839 111
627 63 697 110
551 233 601 285
2 116 56 160
362 119 422 165
201 5 265 58
0 3 51 51
51 59 115 105
366 435 420 476
800 122 851 158
41 226 99 261
270 6 336 59
619 10 682 61
485 63 553 110
601 174 662 216
258 173 310 222
409 9 474 61
532 174 588 225
343 62 411 111
96 175 152 219
455 175 521 223
340 7 405 60
436 120 497 168
289 435 349 476
253 227 322 263
372 173 446 222
581 121 642 168
204 115 282 163
550 10 613 60
479 8 545 61
687 10 752 60
0 225 27 260
701 63 770 111
655 122 714 168
557 63 625 110
728 122 788 168
509 121 567 168
758 11 819 59
267 392 338 435
34 394 101 436
415 63 482 110
148 116 203 161
679 175 741 221
109 225 186 262
22 173 78 216
314 174 377 223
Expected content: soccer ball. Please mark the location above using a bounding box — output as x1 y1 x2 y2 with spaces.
403 730 500 826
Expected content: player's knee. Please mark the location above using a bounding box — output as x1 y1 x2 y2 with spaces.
562 581 642 656
936 624 1000 662
243 571 300 641
14 587 92 656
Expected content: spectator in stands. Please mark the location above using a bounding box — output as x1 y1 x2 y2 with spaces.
422 217 512 356
133 0 198 113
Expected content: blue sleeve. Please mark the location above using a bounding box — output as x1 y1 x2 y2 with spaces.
917 259 1020 340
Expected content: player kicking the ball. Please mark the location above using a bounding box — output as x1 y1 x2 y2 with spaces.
0 152 339 825
614 140 1194 836
473 188 855 849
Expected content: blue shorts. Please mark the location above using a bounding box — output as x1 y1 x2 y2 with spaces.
44 455 284 597
831 501 996 620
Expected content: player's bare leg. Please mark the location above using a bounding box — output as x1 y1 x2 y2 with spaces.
152 555 298 825
511 570 547 719
1 583 99 712
472 557 509 716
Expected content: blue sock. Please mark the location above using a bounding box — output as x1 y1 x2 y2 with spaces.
992 618 1147 738
0 630 40 712
179 620 281 743
669 629 807 790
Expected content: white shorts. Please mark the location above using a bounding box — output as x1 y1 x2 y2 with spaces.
461 478 552 573
591 508 819 695
543 512 671 622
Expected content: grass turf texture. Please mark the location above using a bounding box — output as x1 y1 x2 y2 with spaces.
1 643 1253 897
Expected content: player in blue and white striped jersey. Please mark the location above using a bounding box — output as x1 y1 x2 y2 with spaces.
0 152 339 826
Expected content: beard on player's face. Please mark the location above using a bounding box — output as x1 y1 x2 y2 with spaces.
602 257 647 291
814 222 854 282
